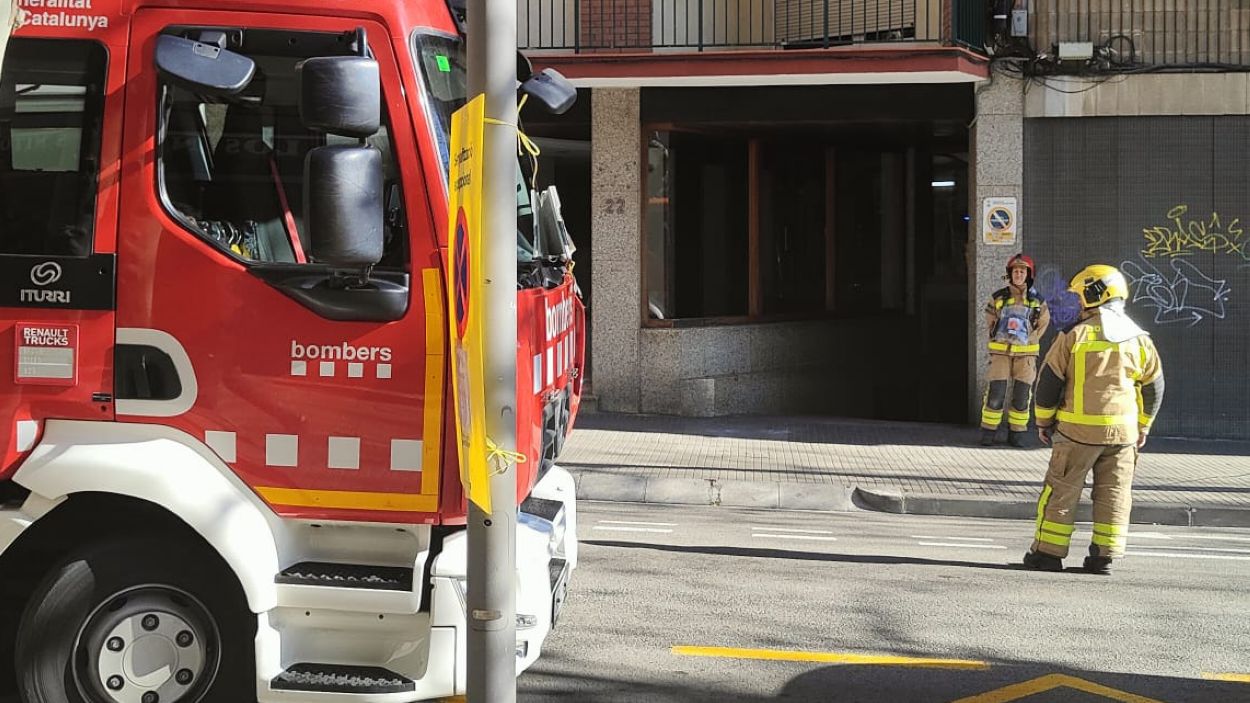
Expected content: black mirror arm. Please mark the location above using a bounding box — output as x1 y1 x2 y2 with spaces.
326 265 374 290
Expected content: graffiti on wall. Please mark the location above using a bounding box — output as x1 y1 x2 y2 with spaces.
1121 256 1231 326
1140 205 1250 261
1035 268 1083 330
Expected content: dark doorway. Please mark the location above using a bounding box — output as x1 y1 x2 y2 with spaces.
642 122 970 423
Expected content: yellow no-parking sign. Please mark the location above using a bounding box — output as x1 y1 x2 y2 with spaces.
447 94 491 514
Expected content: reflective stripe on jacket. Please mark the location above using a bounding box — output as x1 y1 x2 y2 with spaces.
1034 310 1164 445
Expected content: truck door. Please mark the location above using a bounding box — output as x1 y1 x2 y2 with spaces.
116 10 446 522
0 35 119 474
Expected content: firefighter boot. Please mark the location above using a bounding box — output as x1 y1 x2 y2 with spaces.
1008 430 1029 448
1022 550 1063 572
980 428 997 446
1083 544 1113 575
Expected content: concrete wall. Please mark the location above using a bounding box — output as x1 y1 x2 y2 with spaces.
590 88 643 412
639 321 879 417
968 74 1025 422
1024 73 1250 118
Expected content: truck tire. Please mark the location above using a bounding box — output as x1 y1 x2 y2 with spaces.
14 536 255 703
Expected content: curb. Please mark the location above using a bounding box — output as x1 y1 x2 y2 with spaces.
569 471 1250 527
572 473 857 512
849 488 1247 527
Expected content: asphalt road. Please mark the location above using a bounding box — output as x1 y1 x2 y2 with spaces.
519 501 1250 702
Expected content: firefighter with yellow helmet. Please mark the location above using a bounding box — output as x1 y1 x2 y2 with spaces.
1023 264 1165 575
981 254 1050 447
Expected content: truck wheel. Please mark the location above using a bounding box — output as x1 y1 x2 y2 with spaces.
15 536 255 703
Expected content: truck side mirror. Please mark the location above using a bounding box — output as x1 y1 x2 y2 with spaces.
297 53 384 279
520 68 576 115
305 146 384 276
296 56 380 137
155 34 255 96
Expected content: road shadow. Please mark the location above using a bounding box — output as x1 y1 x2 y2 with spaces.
777 662 1249 702
522 658 1250 702
583 539 1032 573
521 668 769 702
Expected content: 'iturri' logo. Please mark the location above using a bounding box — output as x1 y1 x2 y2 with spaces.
30 262 62 287
20 262 71 304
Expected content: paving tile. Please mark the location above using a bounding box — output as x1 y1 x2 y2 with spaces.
562 413 1250 507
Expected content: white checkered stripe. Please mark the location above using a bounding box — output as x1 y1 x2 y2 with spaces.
202 431 423 472
14 419 39 452
291 359 392 380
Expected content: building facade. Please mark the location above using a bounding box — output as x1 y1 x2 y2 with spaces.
998 1 1250 440
519 0 1249 440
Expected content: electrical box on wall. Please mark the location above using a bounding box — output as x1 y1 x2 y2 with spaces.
1058 41 1094 60
1011 9 1028 36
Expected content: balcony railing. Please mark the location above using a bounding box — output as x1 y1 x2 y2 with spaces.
518 0 986 53
1029 0 1250 67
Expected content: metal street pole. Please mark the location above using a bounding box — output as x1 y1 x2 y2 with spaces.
466 0 518 700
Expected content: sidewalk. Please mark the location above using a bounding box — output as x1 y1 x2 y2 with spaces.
559 413 1250 526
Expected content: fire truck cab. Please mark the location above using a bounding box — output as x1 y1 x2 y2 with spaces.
0 1 585 701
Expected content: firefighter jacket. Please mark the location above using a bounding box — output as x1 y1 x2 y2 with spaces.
1033 306 1165 446
984 285 1050 357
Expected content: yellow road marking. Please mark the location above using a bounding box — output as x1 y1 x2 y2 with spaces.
671 646 988 670
1203 672 1250 683
950 673 1165 703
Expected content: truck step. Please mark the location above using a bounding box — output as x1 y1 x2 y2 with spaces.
271 663 415 694
521 495 563 522
275 562 413 591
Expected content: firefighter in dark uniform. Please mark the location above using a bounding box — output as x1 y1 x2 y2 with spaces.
981 254 1050 447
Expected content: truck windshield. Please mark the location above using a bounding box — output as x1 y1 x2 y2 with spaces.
413 31 542 264
412 32 466 182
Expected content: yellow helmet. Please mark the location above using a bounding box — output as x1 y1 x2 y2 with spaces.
1069 264 1129 309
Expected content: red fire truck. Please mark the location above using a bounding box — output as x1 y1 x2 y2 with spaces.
0 0 585 700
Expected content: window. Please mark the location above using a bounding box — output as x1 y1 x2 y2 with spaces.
0 39 106 257
645 128 953 323
412 31 548 268
157 28 407 268
645 131 750 320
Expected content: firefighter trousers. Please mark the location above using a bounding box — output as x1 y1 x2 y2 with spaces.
981 354 1037 432
1031 434 1137 559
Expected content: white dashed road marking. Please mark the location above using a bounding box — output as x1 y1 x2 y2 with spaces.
910 535 995 542
751 534 838 542
1131 544 1250 555
1126 551 1250 561
916 542 1008 550
1184 534 1250 543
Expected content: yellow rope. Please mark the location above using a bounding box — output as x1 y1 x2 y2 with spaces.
485 436 527 477
482 95 541 189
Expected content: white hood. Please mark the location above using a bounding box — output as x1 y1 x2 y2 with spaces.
1099 299 1147 343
